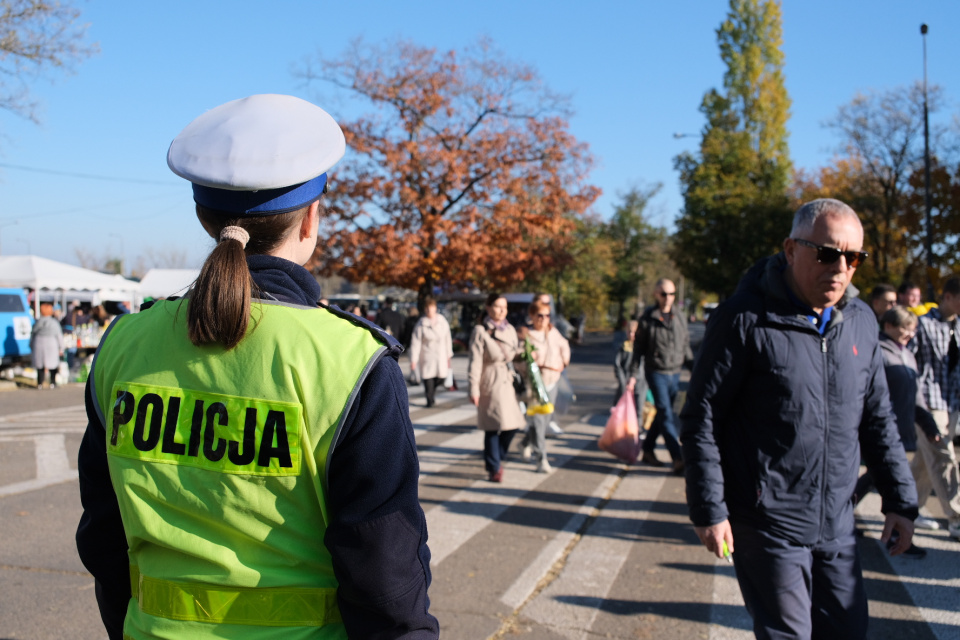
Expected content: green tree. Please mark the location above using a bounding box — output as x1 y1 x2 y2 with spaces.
603 184 668 323
674 0 792 297
520 213 614 329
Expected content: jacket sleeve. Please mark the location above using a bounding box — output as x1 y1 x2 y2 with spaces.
76 379 130 640
467 326 484 397
325 356 439 639
628 321 645 377
679 305 748 527
858 340 919 520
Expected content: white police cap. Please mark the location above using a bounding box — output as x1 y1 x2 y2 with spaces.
167 94 345 215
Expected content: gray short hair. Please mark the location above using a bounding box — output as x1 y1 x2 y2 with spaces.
790 198 860 238
880 305 917 329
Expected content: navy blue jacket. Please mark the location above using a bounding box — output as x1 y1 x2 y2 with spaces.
76 256 439 639
680 254 918 545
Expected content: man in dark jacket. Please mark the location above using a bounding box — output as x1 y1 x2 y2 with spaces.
680 198 918 639
627 278 693 473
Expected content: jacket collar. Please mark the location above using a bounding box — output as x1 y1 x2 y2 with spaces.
747 252 860 330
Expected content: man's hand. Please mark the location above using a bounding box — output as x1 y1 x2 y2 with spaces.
626 377 636 392
880 513 915 556
694 520 734 560
470 395 479 406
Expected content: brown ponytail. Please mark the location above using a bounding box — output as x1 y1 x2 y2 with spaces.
188 204 313 349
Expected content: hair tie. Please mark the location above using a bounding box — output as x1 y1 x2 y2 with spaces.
219 225 250 248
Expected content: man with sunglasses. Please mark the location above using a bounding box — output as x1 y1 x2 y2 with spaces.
913 277 960 541
626 278 693 474
681 198 918 639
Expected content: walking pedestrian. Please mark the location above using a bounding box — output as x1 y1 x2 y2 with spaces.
626 278 693 474
681 198 918 639
409 296 453 408
912 276 960 540
854 306 940 556
75 94 438 639
518 299 570 473
468 293 526 482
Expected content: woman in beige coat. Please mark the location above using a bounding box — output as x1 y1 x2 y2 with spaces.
468 293 526 482
518 299 571 473
409 296 453 407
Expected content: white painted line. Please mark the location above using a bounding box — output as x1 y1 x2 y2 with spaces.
0 405 87 423
412 407 476 432
0 472 78 497
500 470 622 609
857 492 960 638
520 470 667 639
426 422 598 567
34 434 72 480
0 433 78 497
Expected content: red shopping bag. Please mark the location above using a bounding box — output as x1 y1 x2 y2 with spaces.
598 391 641 464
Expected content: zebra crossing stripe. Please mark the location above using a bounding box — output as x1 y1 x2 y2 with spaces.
425 420 598 567
0 433 77 497
517 470 666 637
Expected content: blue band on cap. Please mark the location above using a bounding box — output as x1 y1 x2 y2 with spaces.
192 173 327 215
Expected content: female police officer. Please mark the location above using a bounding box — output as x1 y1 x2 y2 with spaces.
76 95 438 639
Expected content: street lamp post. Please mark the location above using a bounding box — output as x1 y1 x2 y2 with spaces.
921 23 934 302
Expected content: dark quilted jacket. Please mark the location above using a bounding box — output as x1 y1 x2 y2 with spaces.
680 253 918 545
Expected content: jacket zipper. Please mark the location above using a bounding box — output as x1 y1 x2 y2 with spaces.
818 333 829 541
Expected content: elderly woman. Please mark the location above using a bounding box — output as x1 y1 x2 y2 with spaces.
519 300 571 473
469 293 526 482
409 296 453 407
31 302 63 389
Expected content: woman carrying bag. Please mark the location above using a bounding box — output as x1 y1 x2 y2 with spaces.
518 300 570 473
468 293 526 482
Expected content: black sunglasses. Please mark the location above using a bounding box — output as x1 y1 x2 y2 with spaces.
792 238 868 269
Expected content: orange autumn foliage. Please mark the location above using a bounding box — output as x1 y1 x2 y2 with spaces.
299 39 600 300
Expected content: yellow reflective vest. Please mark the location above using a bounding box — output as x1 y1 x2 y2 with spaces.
90 299 386 640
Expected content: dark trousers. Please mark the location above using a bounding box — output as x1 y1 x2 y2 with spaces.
36 368 58 387
483 430 517 474
731 522 867 640
423 377 442 407
642 371 682 462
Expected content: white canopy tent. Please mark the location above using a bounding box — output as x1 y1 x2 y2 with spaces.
138 268 199 299
0 255 141 315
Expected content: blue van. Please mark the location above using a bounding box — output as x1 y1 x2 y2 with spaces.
0 288 33 364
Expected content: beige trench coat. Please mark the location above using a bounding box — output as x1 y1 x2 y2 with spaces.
409 314 453 380
468 321 526 432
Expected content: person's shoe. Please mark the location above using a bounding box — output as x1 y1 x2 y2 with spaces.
48 383 56 390
915 515 941 531
641 451 664 467
547 421 564 438
672 460 685 476
536 459 553 474
521 445 533 462
948 519 960 540
488 468 504 483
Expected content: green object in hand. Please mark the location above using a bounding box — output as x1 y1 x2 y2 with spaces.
523 337 554 415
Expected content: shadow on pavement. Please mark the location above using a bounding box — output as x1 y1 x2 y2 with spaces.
552 596 749 629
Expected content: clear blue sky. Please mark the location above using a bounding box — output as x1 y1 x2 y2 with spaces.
1 1 958 273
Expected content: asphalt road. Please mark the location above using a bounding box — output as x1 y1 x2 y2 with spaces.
0 327 957 639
